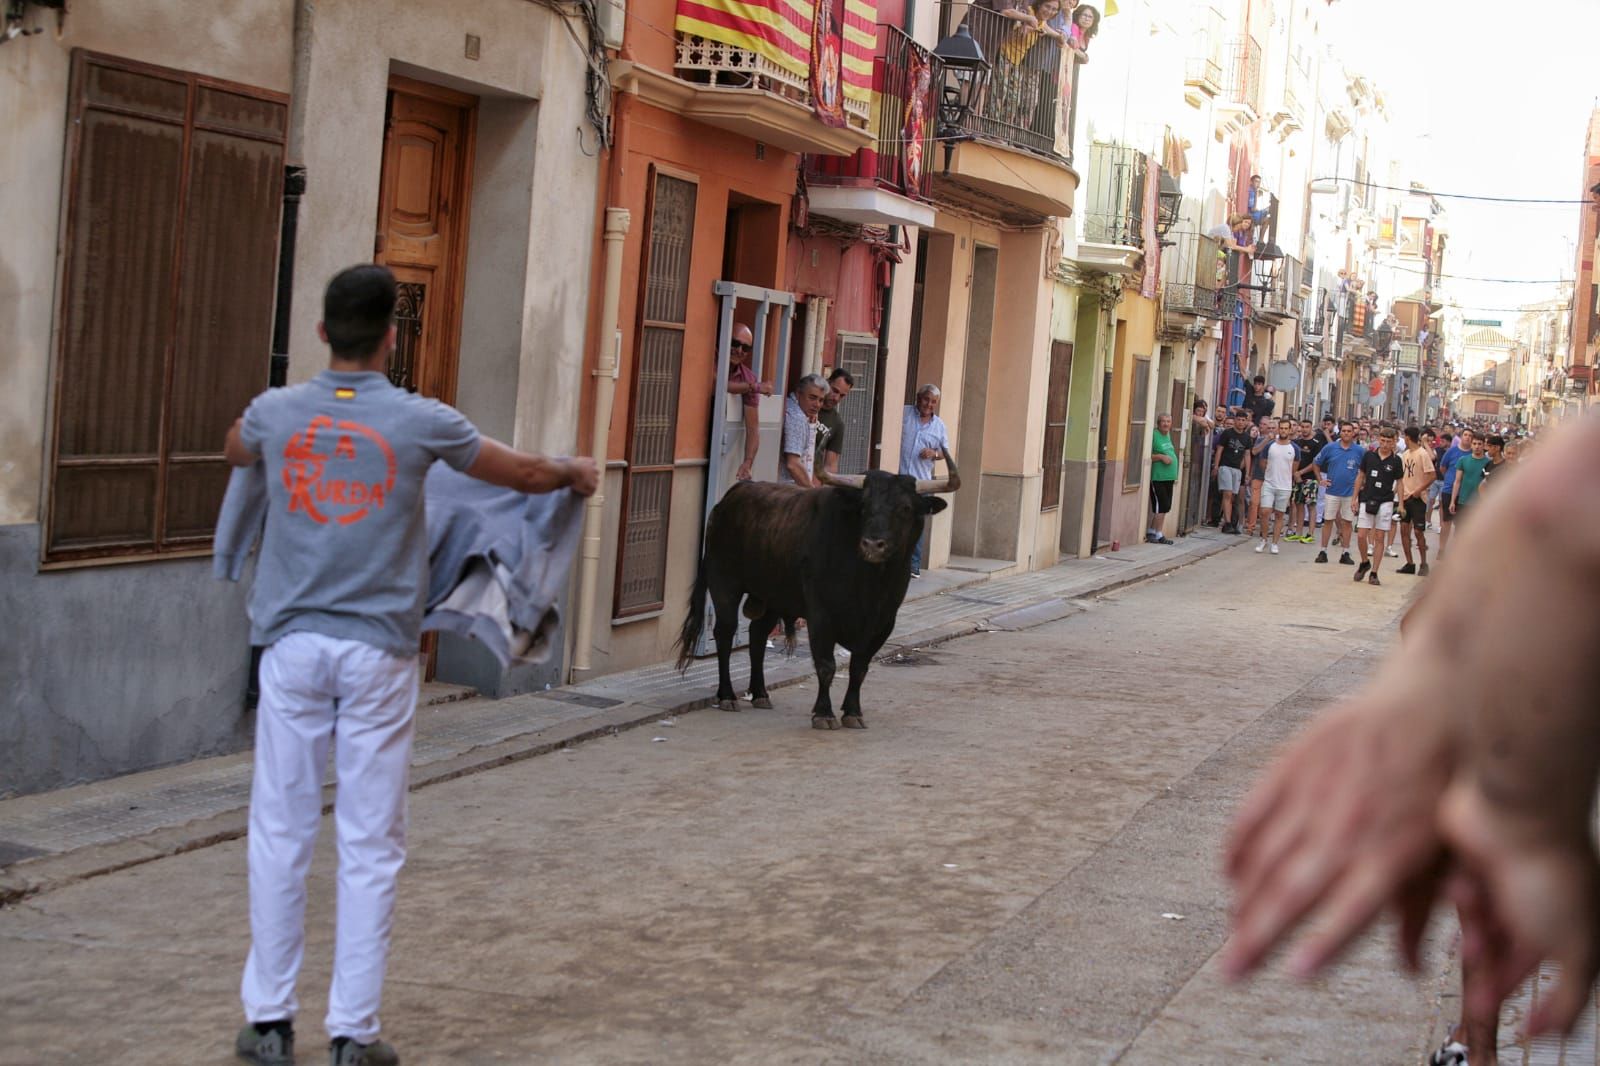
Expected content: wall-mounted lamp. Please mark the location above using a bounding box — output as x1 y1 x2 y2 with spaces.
932 24 989 173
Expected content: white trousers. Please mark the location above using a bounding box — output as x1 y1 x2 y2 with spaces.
241 631 418 1043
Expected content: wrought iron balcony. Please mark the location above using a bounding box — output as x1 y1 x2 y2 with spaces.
674 31 871 130
1161 230 1225 319
1258 253 1301 319
1219 37 1263 119
1082 143 1146 248
804 26 941 203
939 0 1075 161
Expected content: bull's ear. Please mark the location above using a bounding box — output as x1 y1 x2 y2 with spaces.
918 495 948 515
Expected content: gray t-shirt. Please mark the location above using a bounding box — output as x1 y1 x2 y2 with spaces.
239 370 483 656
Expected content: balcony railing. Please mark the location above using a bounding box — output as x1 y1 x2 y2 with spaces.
1259 253 1301 318
1082 143 1146 248
1183 4 1225 98
944 1 1074 161
1221 37 1263 117
1161 230 1225 319
675 33 872 131
804 26 941 201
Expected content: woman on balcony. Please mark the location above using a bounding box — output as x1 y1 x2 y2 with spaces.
991 0 1065 131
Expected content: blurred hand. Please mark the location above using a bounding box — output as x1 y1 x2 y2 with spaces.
757 382 774 396
564 457 600 497
1224 686 1459 981
736 461 753 482
1442 783 1600 1037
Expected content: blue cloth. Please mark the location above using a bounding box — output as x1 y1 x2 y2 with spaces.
1314 440 1366 497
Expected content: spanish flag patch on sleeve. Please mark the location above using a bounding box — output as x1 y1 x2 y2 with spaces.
334 388 356 400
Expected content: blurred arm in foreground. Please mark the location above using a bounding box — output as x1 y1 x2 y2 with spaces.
1223 415 1600 1038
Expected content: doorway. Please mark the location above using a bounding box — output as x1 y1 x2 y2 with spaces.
374 75 477 404
950 245 998 559
1091 368 1113 551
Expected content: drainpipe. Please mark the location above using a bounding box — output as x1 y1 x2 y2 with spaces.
571 206 633 678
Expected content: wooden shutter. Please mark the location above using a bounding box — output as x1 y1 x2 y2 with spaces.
615 169 697 616
834 333 878 475
1040 341 1072 510
1124 356 1151 489
46 52 286 560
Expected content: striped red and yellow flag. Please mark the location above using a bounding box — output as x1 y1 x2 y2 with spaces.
676 0 877 104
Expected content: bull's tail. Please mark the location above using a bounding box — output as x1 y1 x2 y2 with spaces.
675 554 710 673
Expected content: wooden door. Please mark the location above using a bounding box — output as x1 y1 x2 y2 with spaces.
374 76 475 678
374 75 476 404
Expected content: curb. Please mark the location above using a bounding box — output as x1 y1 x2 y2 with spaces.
0 537 1235 907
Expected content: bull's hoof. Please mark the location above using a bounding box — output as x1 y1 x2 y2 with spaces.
841 715 867 729
752 696 774 710
717 698 740 712
812 716 839 730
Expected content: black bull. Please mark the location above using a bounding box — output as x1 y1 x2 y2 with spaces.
675 452 959 729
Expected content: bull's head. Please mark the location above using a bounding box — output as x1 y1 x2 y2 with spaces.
817 448 960 564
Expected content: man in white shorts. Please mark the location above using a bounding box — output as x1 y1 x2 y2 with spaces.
1309 421 1364 566
1253 417 1299 555
1352 426 1404 586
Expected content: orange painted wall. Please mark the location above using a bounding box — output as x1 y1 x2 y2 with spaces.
600 101 799 463
786 236 880 365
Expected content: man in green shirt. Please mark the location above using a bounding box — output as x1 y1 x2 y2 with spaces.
813 368 853 475
1148 412 1179 545
1451 435 1491 517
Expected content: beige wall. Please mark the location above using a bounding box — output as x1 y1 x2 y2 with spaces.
290 0 599 458
0 0 291 526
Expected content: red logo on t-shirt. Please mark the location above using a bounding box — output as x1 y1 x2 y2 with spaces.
281 415 397 525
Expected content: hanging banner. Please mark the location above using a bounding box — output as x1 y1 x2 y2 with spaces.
901 47 931 192
675 0 876 109
810 0 845 127
1140 155 1161 300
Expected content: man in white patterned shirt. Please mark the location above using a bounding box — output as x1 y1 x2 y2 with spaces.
779 374 828 487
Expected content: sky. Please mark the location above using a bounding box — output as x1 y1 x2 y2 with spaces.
1324 0 1600 324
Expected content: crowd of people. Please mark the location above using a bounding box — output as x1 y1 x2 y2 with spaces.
1183 375 1530 587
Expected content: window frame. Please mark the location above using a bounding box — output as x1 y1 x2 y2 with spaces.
1123 355 1151 490
613 165 700 619
1040 340 1072 511
42 50 287 566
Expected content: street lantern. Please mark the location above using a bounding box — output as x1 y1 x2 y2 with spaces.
1155 171 1183 237
932 24 989 170
1251 241 1284 294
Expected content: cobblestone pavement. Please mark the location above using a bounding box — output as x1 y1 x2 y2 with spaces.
2 532 1591 1063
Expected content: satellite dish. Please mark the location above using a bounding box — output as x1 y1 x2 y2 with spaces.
1267 361 1301 392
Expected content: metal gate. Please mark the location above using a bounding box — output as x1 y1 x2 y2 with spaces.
834 332 878 475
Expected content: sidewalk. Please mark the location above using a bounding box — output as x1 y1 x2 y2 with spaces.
0 531 1232 904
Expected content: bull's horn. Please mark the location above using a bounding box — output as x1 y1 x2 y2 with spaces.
914 447 960 494
816 468 866 489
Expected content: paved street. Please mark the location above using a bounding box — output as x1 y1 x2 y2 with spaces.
0 541 1496 1063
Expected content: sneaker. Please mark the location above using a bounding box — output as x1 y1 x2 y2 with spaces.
1368 571 1381 586
1386 546 1399 558
1418 562 1431 577
910 569 921 579
1270 543 1279 555
1331 534 1341 547
1314 550 1328 563
330 1037 399 1066
1339 552 1355 565
237 1022 295 1066
1353 560 1370 582
1396 562 1417 575
1429 1038 1469 1066
1254 539 1267 553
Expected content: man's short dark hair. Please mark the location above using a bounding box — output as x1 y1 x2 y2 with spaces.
1322 415 1334 423
1487 434 1505 448
323 264 397 359
1404 426 1421 442
1253 375 1266 385
1339 420 1355 431
828 367 855 387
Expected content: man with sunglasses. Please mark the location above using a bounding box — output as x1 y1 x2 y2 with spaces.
724 323 772 481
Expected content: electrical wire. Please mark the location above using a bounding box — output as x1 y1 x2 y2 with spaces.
1386 264 1573 285
1311 177 1594 206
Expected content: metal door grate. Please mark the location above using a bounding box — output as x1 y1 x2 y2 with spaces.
835 333 878 475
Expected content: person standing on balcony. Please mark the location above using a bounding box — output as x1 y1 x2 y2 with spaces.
1247 174 1270 238
724 323 772 482
1208 214 1255 255
1066 4 1099 58
992 0 1065 129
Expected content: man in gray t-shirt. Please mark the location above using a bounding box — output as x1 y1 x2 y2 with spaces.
225 265 596 1066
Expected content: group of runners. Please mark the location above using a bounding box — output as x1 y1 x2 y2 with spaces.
1209 382 1524 585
